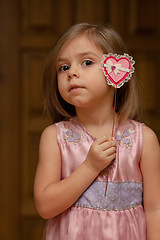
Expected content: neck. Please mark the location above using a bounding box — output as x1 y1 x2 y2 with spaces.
75 104 115 138
76 106 113 124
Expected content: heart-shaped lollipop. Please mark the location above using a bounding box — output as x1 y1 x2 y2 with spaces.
101 53 135 196
102 53 135 88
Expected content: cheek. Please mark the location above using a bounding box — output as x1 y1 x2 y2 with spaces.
57 78 68 101
57 76 63 92
96 67 106 81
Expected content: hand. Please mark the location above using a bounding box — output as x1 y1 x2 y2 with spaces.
85 136 116 174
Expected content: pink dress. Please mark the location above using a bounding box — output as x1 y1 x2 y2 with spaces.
43 117 146 240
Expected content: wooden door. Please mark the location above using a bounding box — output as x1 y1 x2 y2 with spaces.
0 0 20 239
0 0 159 239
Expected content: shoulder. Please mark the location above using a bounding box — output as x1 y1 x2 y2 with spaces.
39 124 59 155
41 124 57 142
117 119 144 139
38 124 61 171
41 119 72 139
119 118 143 129
40 118 74 148
141 125 160 166
142 125 159 147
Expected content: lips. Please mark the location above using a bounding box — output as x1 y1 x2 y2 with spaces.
69 84 83 92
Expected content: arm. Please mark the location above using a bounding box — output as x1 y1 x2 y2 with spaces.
140 126 160 240
34 124 116 219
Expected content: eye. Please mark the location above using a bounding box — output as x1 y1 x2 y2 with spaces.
83 59 94 66
58 65 70 72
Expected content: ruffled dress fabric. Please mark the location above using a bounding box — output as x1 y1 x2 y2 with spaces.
43 118 146 240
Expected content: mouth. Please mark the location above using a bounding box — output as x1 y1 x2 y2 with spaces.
69 84 83 92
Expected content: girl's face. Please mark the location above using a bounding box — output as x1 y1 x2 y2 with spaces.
56 35 114 110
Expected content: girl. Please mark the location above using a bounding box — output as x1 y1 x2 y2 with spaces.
34 23 160 240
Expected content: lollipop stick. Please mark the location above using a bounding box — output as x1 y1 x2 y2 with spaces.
111 87 117 138
105 87 117 196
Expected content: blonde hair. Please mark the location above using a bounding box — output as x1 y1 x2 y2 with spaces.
43 23 142 123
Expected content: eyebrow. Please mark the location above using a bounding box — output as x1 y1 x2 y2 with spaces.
57 51 99 63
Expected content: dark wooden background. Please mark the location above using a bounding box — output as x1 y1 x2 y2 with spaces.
0 0 159 239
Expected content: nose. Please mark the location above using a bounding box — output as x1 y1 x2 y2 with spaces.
68 66 80 79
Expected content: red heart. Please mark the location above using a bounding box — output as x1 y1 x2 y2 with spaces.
102 53 135 88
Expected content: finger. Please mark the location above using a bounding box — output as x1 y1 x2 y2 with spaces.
94 135 111 145
99 140 116 151
104 146 116 157
106 152 116 163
